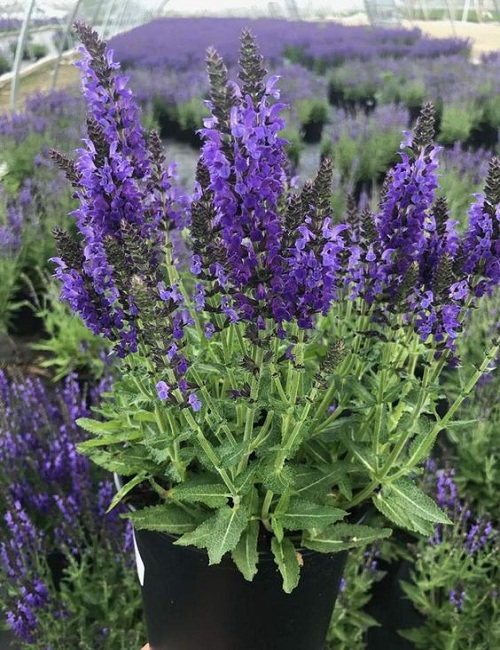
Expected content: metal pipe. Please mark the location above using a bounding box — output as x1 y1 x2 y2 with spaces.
51 0 84 91
9 0 37 111
101 0 121 39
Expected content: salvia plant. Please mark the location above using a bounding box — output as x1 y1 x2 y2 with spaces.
325 545 382 649
51 23 500 593
0 371 144 647
399 466 499 648
29 274 111 382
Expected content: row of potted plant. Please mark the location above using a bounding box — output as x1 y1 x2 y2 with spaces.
108 17 469 72
326 54 499 150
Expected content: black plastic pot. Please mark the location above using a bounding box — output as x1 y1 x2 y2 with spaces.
7 290 44 337
134 527 348 650
301 120 325 144
364 557 423 649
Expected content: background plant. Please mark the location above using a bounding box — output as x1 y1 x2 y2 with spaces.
29 275 111 382
399 467 499 649
0 371 144 648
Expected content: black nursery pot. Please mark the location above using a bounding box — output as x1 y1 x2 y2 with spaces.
134 528 347 650
301 120 325 144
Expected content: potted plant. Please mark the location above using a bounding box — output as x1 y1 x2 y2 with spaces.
296 97 329 143
51 23 500 650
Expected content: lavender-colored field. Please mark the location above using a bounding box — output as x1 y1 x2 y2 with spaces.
108 16 468 70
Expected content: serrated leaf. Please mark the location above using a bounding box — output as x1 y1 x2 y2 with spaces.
217 440 246 469
445 419 478 431
273 498 346 532
372 490 417 532
344 376 377 406
76 417 143 449
302 523 392 552
406 422 436 466
383 380 412 405
339 436 376 472
337 472 353 500
384 479 451 524
319 416 360 441
170 480 231 508
176 503 248 565
266 396 291 414
195 361 231 375
260 464 296 493
76 417 122 434
373 479 451 535
271 537 300 594
295 464 348 497
84 448 154 475
127 503 198 534
231 520 259 581
234 468 257 495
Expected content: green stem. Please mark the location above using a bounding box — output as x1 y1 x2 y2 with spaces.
343 479 379 510
372 368 387 470
377 364 432 480
181 408 237 494
237 345 264 475
278 330 305 465
261 489 274 531
189 367 237 446
393 341 499 477
249 410 275 451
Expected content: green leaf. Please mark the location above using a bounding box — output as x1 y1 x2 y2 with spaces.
76 417 141 449
373 478 451 535
444 419 478 431
344 376 377 406
271 537 300 594
231 520 259 582
303 523 392 552
372 490 415 531
273 498 346 532
84 448 154 475
383 380 413 405
127 503 199 534
217 441 246 468
339 436 376 472
319 416 361 441
260 464 296 493
295 464 349 497
384 479 451 524
175 503 248 565
107 473 148 512
170 479 231 508
76 417 123 435
131 410 158 423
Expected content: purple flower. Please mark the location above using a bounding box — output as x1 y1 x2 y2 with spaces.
461 183 500 298
465 518 495 555
156 380 171 400
188 392 203 412
449 587 466 612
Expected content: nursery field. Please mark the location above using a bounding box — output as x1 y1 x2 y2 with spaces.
0 15 499 650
